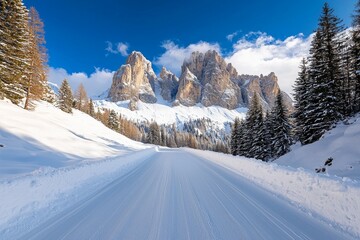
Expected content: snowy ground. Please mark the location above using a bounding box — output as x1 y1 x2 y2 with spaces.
0 100 146 179
1 100 359 239
6 149 357 240
187 148 360 238
276 115 360 180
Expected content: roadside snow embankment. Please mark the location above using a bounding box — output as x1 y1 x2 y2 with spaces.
0 147 156 238
187 149 360 238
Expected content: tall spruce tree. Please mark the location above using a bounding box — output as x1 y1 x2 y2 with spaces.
0 0 30 103
148 122 160 145
58 79 73 113
245 93 266 160
293 58 309 144
270 93 292 158
338 32 353 117
352 0 360 114
236 120 247 156
88 98 95 117
302 3 343 144
263 111 274 161
107 110 119 131
230 117 240 155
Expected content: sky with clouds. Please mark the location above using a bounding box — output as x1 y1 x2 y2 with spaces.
23 0 356 97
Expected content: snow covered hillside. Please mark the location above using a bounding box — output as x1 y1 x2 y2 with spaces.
0 100 154 236
0 99 146 179
94 99 247 131
276 115 360 180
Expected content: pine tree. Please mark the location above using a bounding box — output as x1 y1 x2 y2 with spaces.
58 79 73 113
293 58 309 144
230 117 240 155
352 0 360 114
302 3 343 144
270 93 292 158
148 122 160 145
236 120 247 156
24 7 48 110
0 0 30 103
107 110 119 131
88 98 95 117
338 33 353 117
263 111 274 161
245 93 266 160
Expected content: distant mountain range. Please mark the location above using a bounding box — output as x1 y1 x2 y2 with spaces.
107 50 293 112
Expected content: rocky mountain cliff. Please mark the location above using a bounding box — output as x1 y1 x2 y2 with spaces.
178 50 241 109
108 51 157 103
108 50 293 111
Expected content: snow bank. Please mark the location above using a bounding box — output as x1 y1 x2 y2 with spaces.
277 116 360 180
0 147 157 238
187 149 360 238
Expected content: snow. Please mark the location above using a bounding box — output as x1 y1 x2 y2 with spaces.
94 99 247 129
6 149 355 240
0 99 151 237
187 148 360 238
1 99 359 238
0 148 156 239
276 115 360 180
0 100 146 179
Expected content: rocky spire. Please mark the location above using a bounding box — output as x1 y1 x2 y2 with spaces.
177 50 241 109
108 51 157 103
159 67 179 102
175 67 201 106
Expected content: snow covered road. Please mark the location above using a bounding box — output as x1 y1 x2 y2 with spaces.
16 149 354 240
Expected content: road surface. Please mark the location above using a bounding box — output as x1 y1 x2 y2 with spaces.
18 149 353 240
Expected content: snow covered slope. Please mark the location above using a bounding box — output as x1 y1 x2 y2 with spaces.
0 100 152 236
276 115 360 180
94 99 247 130
0 100 146 179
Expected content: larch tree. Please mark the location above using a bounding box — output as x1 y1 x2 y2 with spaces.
74 83 88 112
24 7 48 110
58 79 73 113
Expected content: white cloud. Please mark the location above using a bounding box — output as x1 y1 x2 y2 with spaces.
117 42 129 57
154 40 221 75
48 67 115 97
226 32 313 96
105 41 129 57
226 31 240 41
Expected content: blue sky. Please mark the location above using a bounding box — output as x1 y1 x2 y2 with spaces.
23 0 357 96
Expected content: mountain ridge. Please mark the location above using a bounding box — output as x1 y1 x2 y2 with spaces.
108 50 293 111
